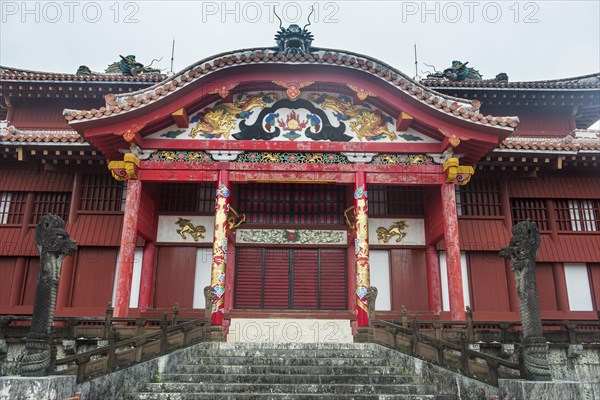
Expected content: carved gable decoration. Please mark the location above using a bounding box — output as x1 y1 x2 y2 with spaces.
148 92 438 144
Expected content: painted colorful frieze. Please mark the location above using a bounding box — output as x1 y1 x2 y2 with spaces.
148 92 439 144
145 151 439 165
236 229 347 245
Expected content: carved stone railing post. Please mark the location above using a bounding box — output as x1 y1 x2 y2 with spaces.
172 303 179 326
103 302 113 340
204 286 216 321
366 286 378 328
20 214 77 376
466 306 474 342
401 306 408 328
500 219 551 381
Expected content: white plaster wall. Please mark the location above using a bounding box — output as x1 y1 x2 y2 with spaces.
193 248 213 309
369 250 391 311
564 263 594 311
227 319 353 343
157 215 214 243
368 218 425 246
111 247 144 308
439 251 470 312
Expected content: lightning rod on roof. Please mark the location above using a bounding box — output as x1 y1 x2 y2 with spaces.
414 43 418 80
170 39 175 76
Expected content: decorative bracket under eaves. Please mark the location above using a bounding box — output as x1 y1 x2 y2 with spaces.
108 153 141 181
443 157 474 185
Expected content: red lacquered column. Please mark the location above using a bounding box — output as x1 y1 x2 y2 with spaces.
441 183 465 320
113 179 142 317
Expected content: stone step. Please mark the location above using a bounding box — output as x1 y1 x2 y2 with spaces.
140 382 433 395
172 364 410 376
199 343 378 350
159 373 416 385
176 356 392 367
132 393 456 400
190 348 387 359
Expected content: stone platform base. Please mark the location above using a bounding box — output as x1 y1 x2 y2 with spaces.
498 379 597 400
0 376 78 400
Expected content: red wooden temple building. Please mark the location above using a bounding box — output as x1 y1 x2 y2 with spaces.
1 28 599 339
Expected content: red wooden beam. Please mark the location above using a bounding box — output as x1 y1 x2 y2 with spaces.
138 170 218 182
171 107 189 128
140 138 441 154
396 112 413 131
230 171 355 183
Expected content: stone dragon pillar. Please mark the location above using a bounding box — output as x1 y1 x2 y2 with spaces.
499 219 551 381
20 214 77 376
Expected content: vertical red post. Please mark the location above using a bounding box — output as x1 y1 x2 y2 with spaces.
138 241 156 311
426 245 442 314
441 183 465 320
553 263 570 312
113 179 142 318
10 193 36 307
57 170 82 310
210 170 230 326
9 258 27 307
354 172 370 327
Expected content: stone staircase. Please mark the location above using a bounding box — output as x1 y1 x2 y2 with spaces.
130 343 459 399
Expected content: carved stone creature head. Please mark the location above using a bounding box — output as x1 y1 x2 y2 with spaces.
34 214 78 257
499 219 540 271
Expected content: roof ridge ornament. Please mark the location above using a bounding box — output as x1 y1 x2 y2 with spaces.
273 6 315 56
425 60 508 82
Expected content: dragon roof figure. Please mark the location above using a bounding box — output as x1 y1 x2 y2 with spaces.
274 7 315 55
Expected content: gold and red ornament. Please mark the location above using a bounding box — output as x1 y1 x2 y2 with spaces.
209 82 239 99
273 81 314 100
278 110 308 141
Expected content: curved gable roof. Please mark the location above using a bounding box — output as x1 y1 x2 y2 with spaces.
64 47 518 130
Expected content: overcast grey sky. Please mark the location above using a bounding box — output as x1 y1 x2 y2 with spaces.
1 1 599 82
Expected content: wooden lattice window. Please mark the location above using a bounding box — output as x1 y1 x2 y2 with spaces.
33 192 71 223
457 180 501 216
369 186 424 216
0 192 27 224
555 199 599 232
80 173 126 211
159 183 215 213
237 183 347 225
510 198 548 231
